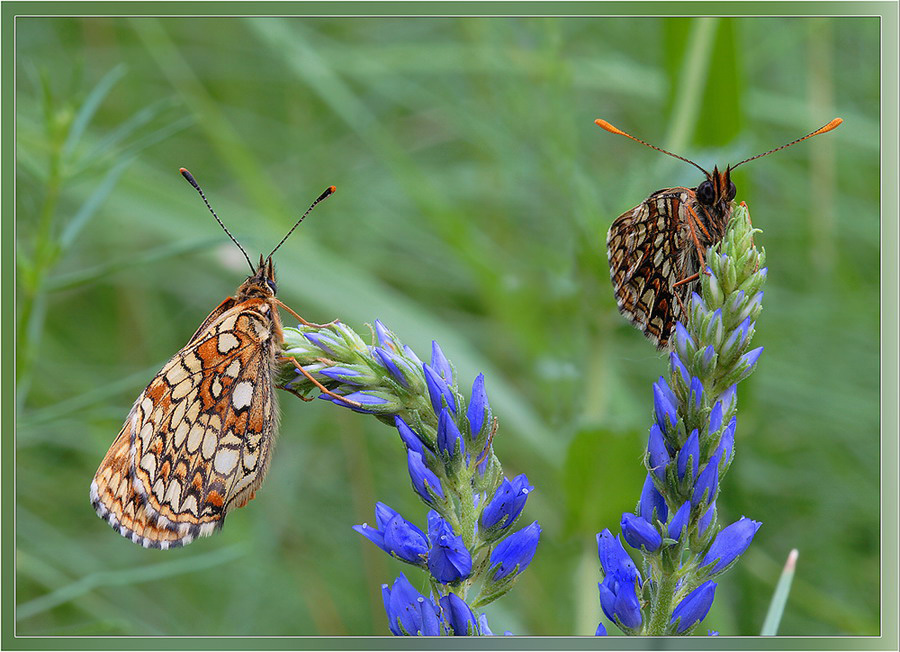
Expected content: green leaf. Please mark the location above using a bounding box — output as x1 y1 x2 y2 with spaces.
760 549 798 635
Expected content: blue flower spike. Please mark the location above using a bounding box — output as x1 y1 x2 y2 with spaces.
592 204 768 635
280 321 538 635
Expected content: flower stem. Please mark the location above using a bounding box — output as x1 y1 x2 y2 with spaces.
646 570 679 635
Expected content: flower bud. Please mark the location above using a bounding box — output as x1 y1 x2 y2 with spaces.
423 363 457 415
439 593 476 635
717 417 736 469
489 521 541 580
407 450 444 503
698 501 716 538
620 513 662 552
596 529 639 583
353 502 428 564
374 319 400 352
426 512 472 583
674 321 697 361
666 501 689 541
653 377 678 433
691 450 721 508
431 341 454 383
395 415 426 457
466 373 490 438
677 429 700 483
303 331 343 357
374 347 414 388
481 474 532 530
639 473 668 524
670 580 717 633
382 573 441 636
646 424 670 480
437 408 465 459
701 516 762 574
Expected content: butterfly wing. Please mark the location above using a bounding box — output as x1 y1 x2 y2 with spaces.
91 298 279 549
606 188 696 349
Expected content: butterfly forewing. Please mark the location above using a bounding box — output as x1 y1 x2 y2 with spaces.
607 187 705 348
91 268 281 549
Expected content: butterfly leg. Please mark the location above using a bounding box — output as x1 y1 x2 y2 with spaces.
672 272 701 288
275 299 338 329
279 355 364 408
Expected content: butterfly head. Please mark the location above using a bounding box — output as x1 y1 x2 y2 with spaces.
695 165 737 208
238 254 278 299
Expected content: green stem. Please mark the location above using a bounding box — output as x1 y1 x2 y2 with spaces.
16 143 63 405
646 568 679 635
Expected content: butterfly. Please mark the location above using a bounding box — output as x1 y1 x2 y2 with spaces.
90 169 358 549
597 117 842 349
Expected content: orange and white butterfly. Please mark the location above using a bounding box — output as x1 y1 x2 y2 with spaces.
90 169 355 549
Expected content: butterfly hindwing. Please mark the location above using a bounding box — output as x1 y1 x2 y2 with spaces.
92 292 281 549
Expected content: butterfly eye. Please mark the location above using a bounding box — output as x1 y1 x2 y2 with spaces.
696 180 716 205
266 278 277 294
727 180 737 201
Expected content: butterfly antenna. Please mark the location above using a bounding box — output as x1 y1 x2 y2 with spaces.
595 118 710 177
731 118 843 169
267 185 336 259
180 168 255 273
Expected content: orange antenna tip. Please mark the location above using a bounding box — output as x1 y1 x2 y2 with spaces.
328 185 337 193
595 118 627 136
817 117 843 134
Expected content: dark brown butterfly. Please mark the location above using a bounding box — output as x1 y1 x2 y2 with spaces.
597 117 842 349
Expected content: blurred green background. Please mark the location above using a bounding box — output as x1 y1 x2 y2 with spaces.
15 16 880 636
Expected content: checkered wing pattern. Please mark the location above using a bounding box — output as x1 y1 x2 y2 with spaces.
606 188 700 349
91 295 280 549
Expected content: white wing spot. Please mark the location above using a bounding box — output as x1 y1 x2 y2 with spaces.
214 448 239 475
232 381 253 410
225 359 241 377
201 428 217 460
218 333 240 353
